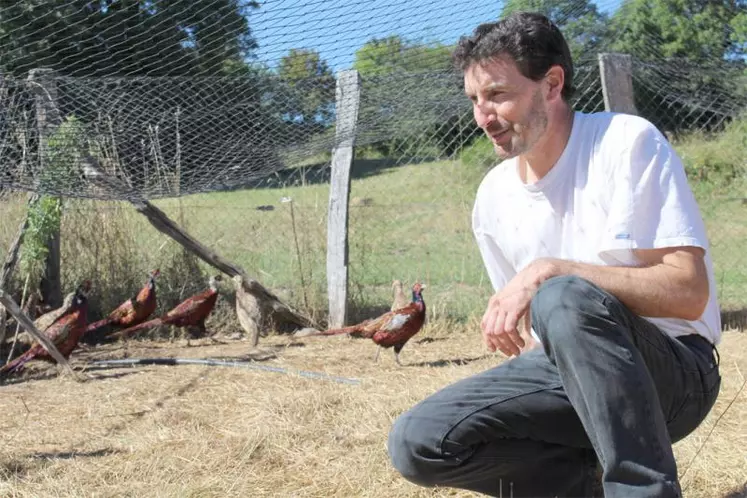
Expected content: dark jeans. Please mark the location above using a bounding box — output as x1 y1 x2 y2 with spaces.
387 275 721 498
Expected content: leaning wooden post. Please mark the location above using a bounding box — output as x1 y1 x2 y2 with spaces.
0 289 77 378
24 71 319 338
598 53 639 115
326 70 361 329
27 68 62 308
0 194 38 347
80 153 319 333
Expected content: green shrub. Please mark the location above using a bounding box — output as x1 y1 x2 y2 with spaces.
459 135 498 171
674 115 747 185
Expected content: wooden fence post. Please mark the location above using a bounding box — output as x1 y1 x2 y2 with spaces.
598 53 638 115
0 194 37 348
27 68 62 308
326 70 361 329
0 289 77 379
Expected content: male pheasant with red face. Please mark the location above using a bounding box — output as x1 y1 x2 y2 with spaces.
85 269 160 337
111 274 221 340
1 280 91 377
296 282 426 365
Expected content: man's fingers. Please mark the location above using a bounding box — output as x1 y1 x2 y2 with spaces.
481 295 500 331
503 307 516 332
496 310 524 357
482 310 498 351
481 298 526 357
492 310 520 357
496 333 521 357
503 318 525 349
492 308 506 340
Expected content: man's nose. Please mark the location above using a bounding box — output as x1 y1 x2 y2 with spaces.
474 102 496 129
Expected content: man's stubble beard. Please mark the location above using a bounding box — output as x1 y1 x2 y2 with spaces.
492 89 548 161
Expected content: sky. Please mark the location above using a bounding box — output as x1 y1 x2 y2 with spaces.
248 0 624 72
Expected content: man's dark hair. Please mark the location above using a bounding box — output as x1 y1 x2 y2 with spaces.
452 12 575 101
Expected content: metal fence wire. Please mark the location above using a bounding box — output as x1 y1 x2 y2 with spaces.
0 0 745 326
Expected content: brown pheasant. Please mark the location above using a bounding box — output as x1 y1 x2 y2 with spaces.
391 279 409 311
33 290 77 333
85 269 160 337
11 290 76 349
111 274 222 341
296 282 426 365
233 275 262 347
1 280 91 377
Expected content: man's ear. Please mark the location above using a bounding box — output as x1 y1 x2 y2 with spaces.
545 65 565 101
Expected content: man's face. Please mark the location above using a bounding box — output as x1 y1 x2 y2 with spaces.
464 54 549 160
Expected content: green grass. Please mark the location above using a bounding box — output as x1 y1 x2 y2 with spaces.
150 158 494 323
671 115 747 311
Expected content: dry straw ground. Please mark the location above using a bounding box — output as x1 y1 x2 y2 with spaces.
0 320 745 498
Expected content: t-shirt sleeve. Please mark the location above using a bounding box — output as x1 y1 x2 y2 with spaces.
598 118 710 266
474 229 516 291
471 189 516 291
473 200 540 342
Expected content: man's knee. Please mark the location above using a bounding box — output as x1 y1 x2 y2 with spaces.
530 275 612 343
387 409 441 487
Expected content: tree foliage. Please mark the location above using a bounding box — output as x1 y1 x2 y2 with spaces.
608 0 745 62
606 0 746 132
353 36 452 75
0 0 259 77
500 0 610 62
278 49 336 132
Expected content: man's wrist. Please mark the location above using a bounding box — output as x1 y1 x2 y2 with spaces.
534 257 566 285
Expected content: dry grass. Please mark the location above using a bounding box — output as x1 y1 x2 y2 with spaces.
0 321 745 498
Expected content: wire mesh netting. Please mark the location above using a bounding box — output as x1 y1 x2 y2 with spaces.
0 0 745 326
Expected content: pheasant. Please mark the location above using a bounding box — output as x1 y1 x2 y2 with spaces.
233 275 262 347
1 280 91 377
85 269 160 337
296 282 426 365
111 274 222 341
391 280 409 311
10 290 76 349
32 290 77 333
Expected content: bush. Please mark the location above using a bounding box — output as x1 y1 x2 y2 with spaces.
674 114 747 185
459 135 498 171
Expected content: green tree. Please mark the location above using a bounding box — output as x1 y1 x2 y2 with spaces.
500 0 610 63
278 49 336 131
353 36 452 75
609 0 745 62
607 0 746 133
352 36 473 160
0 0 285 198
0 0 259 77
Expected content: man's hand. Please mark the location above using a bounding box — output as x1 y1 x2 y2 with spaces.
480 246 709 358
481 259 556 357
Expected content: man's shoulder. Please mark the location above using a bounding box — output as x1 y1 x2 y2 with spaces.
472 160 519 229
580 111 665 149
475 159 516 198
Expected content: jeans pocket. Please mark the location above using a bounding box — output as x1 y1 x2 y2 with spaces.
701 363 722 394
666 392 692 425
699 368 722 419
667 373 722 444
667 393 703 443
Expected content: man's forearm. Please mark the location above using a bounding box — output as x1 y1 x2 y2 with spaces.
537 257 708 321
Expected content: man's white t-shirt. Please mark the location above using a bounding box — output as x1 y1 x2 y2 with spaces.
471 111 722 346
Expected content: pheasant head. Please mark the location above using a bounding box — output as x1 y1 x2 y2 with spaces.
147 268 161 288
209 274 223 291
